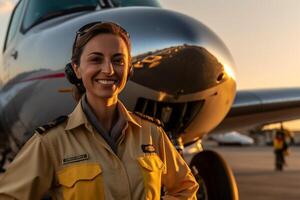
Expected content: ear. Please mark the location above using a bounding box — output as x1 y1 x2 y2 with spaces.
126 57 133 80
71 62 82 79
128 65 134 79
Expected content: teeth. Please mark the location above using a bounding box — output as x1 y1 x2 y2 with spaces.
96 80 115 85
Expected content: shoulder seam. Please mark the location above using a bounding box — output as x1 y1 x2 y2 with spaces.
35 116 68 135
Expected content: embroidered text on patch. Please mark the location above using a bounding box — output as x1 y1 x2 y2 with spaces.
63 154 89 165
141 144 156 153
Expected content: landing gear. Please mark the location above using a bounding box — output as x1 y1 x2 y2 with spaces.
190 150 239 200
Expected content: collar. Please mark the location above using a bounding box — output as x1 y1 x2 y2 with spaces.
65 98 87 131
65 97 141 131
117 101 141 128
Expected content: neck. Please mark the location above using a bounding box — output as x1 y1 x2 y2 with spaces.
86 93 118 132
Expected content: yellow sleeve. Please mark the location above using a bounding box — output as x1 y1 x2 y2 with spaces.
158 127 199 200
0 133 54 200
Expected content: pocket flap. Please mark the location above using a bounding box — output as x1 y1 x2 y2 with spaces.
137 155 164 171
57 163 102 187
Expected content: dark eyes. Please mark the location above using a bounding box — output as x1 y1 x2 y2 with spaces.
89 57 103 63
112 57 125 66
88 56 125 66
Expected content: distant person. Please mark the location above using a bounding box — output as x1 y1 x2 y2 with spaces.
0 22 198 199
273 130 289 171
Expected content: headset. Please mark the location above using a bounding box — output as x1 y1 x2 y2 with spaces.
64 62 134 93
64 63 85 93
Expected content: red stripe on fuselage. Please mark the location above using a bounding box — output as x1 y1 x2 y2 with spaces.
20 73 66 82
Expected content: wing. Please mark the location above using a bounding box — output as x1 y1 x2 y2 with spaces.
213 88 300 133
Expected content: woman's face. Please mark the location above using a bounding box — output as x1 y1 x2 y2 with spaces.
73 34 130 101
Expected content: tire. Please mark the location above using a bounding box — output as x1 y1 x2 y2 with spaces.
190 150 239 200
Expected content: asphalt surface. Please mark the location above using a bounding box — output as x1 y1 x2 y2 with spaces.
205 144 300 200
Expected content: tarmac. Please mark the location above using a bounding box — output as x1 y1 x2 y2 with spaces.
205 144 300 200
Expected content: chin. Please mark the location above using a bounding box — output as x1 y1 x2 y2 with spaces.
96 92 118 100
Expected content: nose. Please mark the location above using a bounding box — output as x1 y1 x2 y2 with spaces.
102 60 114 76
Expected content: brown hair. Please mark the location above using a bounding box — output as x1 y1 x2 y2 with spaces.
70 22 131 101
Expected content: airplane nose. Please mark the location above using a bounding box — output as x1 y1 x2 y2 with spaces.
111 7 237 140
131 45 226 96
116 7 236 97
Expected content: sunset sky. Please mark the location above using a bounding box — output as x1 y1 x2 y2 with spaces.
0 0 300 128
160 0 300 90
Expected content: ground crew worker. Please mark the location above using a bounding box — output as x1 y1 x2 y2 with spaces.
273 130 288 171
0 22 199 199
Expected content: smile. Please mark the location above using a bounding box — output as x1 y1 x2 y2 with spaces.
95 79 117 85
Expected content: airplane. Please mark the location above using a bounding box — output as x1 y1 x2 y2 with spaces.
1 0 300 199
208 131 254 146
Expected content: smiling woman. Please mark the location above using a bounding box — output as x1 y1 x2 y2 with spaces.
73 34 129 103
69 22 132 105
0 21 199 200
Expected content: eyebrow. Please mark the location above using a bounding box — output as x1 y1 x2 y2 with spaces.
87 52 126 57
87 52 103 57
113 53 126 57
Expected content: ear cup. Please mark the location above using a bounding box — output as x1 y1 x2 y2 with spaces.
65 63 82 84
65 63 86 93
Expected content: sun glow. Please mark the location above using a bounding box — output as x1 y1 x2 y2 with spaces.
0 0 14 13
223 64 236 80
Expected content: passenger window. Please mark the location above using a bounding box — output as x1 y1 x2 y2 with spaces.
3 0 25 51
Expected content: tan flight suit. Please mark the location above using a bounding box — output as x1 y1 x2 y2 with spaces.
0 100 198 200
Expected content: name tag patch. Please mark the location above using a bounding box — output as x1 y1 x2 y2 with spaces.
63 154 89 165
141 144 156 153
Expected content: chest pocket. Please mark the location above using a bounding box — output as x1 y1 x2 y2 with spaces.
57 163 104 200
137 155 165 200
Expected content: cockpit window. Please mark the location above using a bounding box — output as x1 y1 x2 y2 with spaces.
3 0 25 52
111 0 161 7
22 0 99 32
